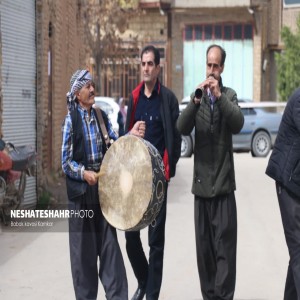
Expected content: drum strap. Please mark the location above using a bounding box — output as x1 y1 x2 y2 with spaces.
94 107 110 149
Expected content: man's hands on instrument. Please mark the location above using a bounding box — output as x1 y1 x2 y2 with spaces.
195 75 221 104
206 75 221 98
83 170 98 186
130 121 146 138
84 123 146 186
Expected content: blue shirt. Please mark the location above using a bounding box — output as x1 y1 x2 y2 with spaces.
61 105 117 180
134 82 165 156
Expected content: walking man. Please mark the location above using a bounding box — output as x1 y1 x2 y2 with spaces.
125 45 181 300
62 69 144 300
177 44 244 300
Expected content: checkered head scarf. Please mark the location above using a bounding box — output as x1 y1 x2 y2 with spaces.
66 69 92 111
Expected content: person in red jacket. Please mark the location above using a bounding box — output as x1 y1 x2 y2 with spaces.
125 45 181 300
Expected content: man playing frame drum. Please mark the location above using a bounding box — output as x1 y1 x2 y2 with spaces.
62 69 145 300
124 45 181 300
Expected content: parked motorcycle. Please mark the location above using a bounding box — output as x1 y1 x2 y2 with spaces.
0 139 36 225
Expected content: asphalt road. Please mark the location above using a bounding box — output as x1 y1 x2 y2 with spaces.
0 153 288 300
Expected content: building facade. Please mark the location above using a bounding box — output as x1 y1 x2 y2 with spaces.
124 0 300 102
97 0 169 101
1 0 299 209
0 0 86 207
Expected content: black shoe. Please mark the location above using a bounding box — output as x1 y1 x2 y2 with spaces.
131 283 146 300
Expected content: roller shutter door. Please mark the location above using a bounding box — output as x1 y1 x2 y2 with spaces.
0 0 37 208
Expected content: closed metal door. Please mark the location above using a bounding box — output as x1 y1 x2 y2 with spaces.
0 0 37 209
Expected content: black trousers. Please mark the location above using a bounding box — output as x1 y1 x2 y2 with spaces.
68 184 128 300
125 184 168 300
276 182 300 300
194 192 237 300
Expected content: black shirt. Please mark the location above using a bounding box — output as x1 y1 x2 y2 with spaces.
134 82 165 156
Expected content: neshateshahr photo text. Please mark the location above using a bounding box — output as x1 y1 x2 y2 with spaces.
10 209 94 219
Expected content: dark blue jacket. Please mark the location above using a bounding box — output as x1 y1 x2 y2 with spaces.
125 81 181 181
266 88 300 196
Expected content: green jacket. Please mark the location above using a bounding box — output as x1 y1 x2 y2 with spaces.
177 85 244 198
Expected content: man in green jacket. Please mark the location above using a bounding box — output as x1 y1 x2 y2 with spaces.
177 44 244 300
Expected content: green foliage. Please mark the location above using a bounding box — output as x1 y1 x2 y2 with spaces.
37 190 51 210
276 15 300 101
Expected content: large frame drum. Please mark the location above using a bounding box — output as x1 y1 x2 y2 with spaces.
98 135 166 231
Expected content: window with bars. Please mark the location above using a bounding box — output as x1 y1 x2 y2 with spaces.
184 23 253 41
101 62 140 101
100 46 166 100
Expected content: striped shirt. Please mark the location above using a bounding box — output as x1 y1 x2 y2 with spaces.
61 105 117 180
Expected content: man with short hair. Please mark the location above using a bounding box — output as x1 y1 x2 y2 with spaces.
177 44 244 300
125 45 181 300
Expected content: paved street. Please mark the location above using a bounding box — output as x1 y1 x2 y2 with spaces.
0 153 288 300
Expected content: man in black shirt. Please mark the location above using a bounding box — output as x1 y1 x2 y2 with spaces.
125 45 181 300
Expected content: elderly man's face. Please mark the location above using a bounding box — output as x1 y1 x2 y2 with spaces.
76 81 95 110
206 47 224 81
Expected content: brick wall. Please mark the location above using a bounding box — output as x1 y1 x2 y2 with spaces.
253 33 262 101
128 8 168 79
36 0 86 190
130 11 167 44
282 7 300 33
